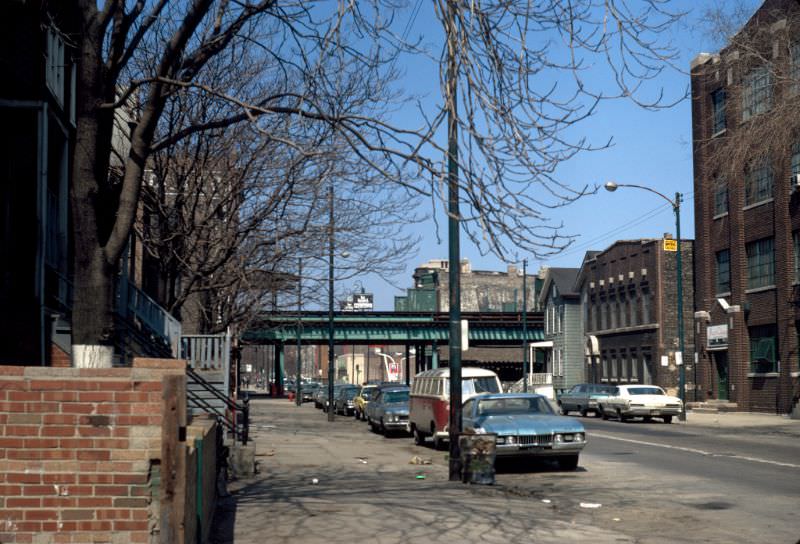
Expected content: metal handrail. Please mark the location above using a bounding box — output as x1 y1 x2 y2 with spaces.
186 365 249 445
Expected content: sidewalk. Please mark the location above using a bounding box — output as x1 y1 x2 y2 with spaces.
681 408 800 435
211 399 638 544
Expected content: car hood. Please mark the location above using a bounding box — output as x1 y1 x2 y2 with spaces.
627 395 682 405
477 414 584 435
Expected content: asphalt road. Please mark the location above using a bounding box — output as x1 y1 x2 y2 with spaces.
214 400 800 544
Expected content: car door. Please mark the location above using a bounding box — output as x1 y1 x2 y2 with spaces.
461 399 477 431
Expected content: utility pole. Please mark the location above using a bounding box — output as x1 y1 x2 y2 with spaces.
522 259 528 393
445 0 463 482
296 257 303 407
328 180 335 422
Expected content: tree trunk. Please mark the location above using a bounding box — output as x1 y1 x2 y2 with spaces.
70 7 116 367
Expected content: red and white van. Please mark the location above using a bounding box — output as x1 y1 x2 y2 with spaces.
409 367 502 449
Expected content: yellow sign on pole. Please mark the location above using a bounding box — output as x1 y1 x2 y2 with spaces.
663 238 677 252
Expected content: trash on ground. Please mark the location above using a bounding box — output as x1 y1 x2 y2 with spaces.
311 478 319 485
541 499 551 504
409 456 432 465
579 502 602 509
415 474 426 480
356 458 368 464
612 518 621 522
256 449 276 457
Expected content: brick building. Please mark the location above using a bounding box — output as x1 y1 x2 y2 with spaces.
576 240 695 396
691 0 800 413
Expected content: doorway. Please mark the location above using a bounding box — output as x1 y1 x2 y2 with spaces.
713 351 729 401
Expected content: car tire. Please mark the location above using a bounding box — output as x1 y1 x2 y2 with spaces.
600 407 609 420
413 427 426 446
379 418 386 435
557 455 579 471
663 415 673 424
432 434 446 451
580 408 588 418
617 409 628 422
558 402 568 416
643 416 652 422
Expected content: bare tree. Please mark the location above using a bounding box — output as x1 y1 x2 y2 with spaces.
65 0 685 366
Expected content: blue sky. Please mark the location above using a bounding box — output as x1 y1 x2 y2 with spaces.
350 0 761 310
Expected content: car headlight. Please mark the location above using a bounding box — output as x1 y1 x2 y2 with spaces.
554 433 563 443
575 432 585 442
506 436 517 445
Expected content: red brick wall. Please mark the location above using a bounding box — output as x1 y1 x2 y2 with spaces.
0 360 184 543
50 345 71 368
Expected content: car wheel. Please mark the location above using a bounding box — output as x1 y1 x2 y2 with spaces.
580 408 588 418
432 434 446 451
643 416 652 422
557 455 579 471
558 402 568 416
663 415 673 424
600 407 609 420
617 409 628 422
379 418 386 435
413 427 426 446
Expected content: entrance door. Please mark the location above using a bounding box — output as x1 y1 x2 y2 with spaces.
713 352 729 401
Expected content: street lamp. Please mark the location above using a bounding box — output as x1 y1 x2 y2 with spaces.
328 177 350 422
604 181 686 421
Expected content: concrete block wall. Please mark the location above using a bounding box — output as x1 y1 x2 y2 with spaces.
0 359 185 544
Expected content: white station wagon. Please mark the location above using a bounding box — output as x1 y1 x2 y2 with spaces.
597 384 683 424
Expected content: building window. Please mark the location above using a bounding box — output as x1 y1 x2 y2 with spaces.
749 324 777 373
46 27 66 107
744 163 773 206
716 249 731 294
794 232 800 284
711 89 726 133
742 65 772 121
746 237 775 289
641 290 651 324
630 349 639 382
792 142 800 181
714 179 728 216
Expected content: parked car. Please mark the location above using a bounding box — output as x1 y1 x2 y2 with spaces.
365 385 411 435
597 384 683 423
409 367 502 449
322 383 354 413
302 382 320 403
334 385 361 416
462 393 586 470
313 385 327 409
354 384 378 420
558 383 617 417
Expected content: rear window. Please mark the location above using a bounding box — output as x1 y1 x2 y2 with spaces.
628 387 664 396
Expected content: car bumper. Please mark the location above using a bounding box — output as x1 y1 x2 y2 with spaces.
383 421 411 431
495 442 585 457
622 407 682 417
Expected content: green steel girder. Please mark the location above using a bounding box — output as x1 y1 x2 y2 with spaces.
242 312 544 345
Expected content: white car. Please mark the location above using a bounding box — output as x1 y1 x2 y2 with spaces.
598 385 683 423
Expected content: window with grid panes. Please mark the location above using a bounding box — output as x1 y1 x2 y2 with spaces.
742 66 772 121
744 163 773 205
711 89 726 133
749 324 777 373
746 238 775 289
716 249 731 294
714 179 728 216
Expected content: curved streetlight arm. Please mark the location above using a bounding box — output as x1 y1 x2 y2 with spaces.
604 182 679 209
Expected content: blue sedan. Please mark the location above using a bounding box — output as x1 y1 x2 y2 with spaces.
462 393 586 470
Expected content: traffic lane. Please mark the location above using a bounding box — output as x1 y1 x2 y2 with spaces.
579 416 800 468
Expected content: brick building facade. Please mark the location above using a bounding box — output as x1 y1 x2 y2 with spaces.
576 240 695 397
691 0 800 413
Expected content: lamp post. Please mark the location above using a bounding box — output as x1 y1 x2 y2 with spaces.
327 180 350 422
604 181 686 421
522 259 528 393
296 257 303 407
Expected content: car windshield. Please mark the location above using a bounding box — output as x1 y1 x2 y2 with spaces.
628 387 664 396
362 388 377 400
593 385 615 394
477 397 555 416
383 391 409 403
461 376 500 396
